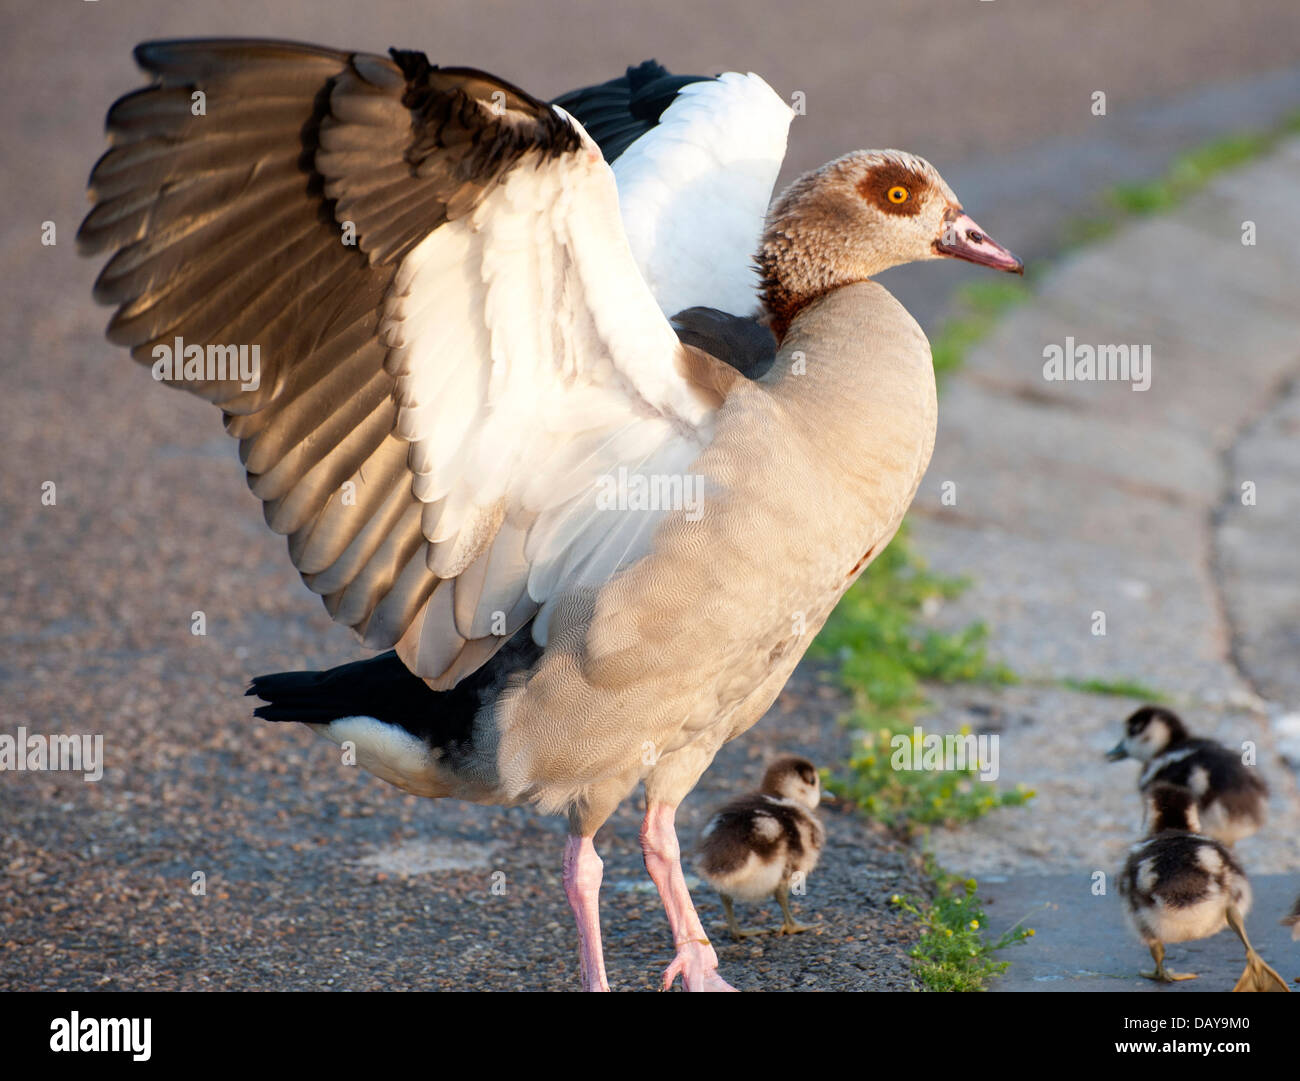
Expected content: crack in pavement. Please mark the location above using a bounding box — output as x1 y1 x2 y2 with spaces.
1208 370 1300 709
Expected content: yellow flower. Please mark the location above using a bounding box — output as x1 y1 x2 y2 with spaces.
969 920 979 930
1027 928 1036 937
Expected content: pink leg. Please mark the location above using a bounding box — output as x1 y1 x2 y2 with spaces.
640 802 736 991
563 834 610 992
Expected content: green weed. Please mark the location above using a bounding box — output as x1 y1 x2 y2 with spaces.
892 861 1035 991
814 524 1023 829
1062 676 1167 701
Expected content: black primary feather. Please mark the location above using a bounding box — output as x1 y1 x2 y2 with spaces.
551 59 714 163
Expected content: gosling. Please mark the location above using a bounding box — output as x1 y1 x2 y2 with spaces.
1107 705 1267 844
1119 783 1286 990
696 754 826 941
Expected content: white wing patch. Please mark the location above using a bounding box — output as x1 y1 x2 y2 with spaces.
613 73 794 317
378 119 717 682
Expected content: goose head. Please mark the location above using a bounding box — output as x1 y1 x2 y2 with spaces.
1107 704 1188 762
759 754 822 811
757 149 1021 340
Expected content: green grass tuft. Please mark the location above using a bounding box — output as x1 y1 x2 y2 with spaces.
813 523 1024 830
812 523 1016 721
1108 131 1273 215
838 724 1033 830
1062 676 1167 702
1067 110 1300 247
892 860 1035 991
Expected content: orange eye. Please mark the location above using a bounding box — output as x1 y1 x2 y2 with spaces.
887 186 909 204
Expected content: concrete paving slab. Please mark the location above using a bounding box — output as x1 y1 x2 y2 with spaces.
921 683 1300 876
981 873 1300 992
913 521 1245 697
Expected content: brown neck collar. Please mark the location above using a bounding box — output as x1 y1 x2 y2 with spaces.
757 247 840 345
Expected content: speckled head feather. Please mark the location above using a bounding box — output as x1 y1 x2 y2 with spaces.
756 150 959 340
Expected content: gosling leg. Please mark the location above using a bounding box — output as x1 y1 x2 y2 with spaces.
775 886 815 936
720 894 767 941
1226 904 1290 993
1141 941 1197 982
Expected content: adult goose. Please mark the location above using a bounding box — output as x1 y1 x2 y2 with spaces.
79 38 1021 992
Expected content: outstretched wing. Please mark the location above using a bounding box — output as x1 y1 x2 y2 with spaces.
80 39 722 687
555 60 794 317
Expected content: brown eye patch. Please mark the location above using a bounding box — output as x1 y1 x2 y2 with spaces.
857 161 929 216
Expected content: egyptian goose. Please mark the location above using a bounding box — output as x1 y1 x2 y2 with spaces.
79 38 1021 992
1119 784 1287 989
1107 705 1268 844
696 754 826 940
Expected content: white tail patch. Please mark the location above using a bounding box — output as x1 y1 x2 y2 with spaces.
318 717 445 797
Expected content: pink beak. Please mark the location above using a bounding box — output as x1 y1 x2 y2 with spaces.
934 211 1023 274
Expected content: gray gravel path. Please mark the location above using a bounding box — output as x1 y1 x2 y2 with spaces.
1 660 927 992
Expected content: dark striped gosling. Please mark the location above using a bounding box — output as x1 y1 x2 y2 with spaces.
1120 784 1287 990
696 755 826 941
1107 705 1267 844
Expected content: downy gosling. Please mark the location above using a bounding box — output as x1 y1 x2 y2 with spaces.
696 755 826 941
1107 705 1267 844
1119 783 1287 990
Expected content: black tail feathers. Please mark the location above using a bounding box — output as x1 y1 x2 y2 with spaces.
247 651 436 728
